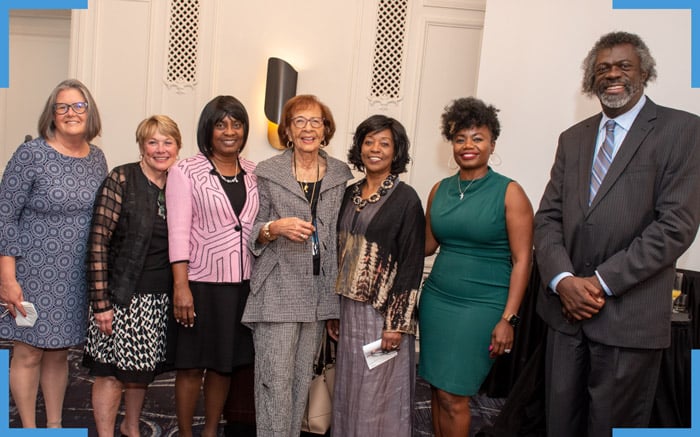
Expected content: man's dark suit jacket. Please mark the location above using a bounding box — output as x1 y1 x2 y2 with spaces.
535 98 700 349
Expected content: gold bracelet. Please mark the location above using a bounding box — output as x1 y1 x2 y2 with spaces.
262 221 276 241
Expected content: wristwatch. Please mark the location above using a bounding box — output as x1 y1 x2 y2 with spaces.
503 313 521 328
262 221 276 241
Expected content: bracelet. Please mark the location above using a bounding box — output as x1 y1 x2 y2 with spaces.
262 221 276 241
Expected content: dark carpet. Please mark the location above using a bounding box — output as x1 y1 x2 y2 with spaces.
2 344 503 436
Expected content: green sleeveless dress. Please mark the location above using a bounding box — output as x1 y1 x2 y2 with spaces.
418 168 512 396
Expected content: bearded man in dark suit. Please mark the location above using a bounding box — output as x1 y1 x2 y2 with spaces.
534 31 700 437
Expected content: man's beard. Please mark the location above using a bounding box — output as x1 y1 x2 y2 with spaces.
596 79 642 109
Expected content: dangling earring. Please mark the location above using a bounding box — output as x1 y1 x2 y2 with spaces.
320 139 327 148
447 154 458 170
286 140 294 148
489 151 502 166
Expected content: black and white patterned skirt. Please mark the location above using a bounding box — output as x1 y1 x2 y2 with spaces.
83 292 171 384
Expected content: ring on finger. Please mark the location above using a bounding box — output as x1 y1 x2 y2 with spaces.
504 348 512 354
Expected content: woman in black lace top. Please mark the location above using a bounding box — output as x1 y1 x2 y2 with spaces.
82 115 181 437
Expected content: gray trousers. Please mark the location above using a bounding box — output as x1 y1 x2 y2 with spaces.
252 321 325 437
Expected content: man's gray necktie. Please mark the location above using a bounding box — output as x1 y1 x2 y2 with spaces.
589 119 615 204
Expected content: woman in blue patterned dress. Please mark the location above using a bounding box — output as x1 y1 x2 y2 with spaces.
0 79 108 428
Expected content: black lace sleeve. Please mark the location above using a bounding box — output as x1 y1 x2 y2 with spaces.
86 168 125 313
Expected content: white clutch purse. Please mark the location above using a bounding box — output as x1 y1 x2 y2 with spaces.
15 302 38 327
1 301 38 327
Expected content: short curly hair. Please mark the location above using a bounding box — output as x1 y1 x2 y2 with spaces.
581 31 657 96
277 95 336 147
347 114 411 174
441 97 500 142
136 115 182 154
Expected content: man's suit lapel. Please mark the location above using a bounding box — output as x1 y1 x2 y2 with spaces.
586 99 658 212
578 116 600 214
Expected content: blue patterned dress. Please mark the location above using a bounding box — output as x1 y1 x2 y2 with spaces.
0 138 107 348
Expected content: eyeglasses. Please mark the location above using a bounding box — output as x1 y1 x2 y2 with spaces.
53 102 88 115
291 116 324 129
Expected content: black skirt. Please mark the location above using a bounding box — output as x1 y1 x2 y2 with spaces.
168 281 254 373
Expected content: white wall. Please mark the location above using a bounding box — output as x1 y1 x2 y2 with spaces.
66 0 364 168
1 11 70 170
477 0 700 269
209 1 361 166
65 0 485 202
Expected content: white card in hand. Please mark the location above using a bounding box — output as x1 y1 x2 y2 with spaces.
363 339 398 370
15 302 38 327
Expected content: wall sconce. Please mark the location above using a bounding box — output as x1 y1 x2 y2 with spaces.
264 57 298 149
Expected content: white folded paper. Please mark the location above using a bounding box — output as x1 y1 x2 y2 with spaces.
15 302 38 327
363 338 398 370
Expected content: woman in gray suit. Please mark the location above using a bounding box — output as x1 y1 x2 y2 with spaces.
243 94 352 437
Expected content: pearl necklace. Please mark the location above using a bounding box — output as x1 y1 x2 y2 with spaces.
212 158 240 184
352 174 397 211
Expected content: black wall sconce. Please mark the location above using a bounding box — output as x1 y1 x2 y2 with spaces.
264 57 298 149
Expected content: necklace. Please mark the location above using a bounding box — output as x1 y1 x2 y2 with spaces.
212 158 239 183
352 173 397 211
139 161 166 188
156 191 166 220
139 161 167 220
456 175 476 200
293 153 320 201
293 152 321 258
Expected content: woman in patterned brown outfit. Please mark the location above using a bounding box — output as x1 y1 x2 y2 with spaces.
330 114 425 436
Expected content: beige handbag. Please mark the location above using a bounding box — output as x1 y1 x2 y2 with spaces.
301 332 336 434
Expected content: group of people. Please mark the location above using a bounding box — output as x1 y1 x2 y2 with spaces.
0 29 699 437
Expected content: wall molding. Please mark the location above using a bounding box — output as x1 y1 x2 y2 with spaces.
9 13 70 38
422 0 485 11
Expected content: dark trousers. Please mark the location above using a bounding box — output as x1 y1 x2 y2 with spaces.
544 327 662 437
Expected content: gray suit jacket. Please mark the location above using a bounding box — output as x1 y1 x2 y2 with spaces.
242 148 352 324
534 98 700 349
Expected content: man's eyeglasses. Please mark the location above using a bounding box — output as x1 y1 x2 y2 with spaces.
53 102 89 115
291 116 324 129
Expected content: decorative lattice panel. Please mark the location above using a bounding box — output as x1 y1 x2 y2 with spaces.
370 0 408 103
166 0 199 91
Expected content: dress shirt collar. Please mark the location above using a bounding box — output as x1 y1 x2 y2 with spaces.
599 94 647 133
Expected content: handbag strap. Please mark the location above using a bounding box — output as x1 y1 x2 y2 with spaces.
313 330 336 374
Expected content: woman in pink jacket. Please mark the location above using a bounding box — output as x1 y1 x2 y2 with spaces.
165 95 259 437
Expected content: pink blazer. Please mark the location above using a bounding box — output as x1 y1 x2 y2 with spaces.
166 152 259 283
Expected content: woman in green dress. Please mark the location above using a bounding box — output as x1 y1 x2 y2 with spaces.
418 97 533 436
